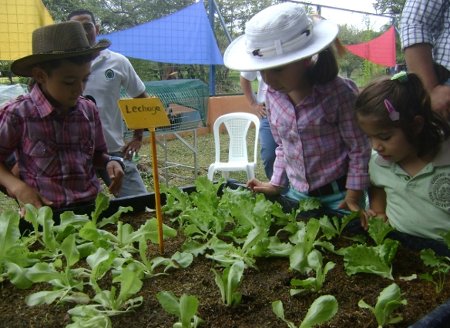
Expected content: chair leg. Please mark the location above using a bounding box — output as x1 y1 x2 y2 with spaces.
207 165 215 181
246 166 255 180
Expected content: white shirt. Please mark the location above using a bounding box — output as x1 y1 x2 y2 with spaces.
240 71 268 104
84 49 146 152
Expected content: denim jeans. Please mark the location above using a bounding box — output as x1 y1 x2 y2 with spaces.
259 117 277 179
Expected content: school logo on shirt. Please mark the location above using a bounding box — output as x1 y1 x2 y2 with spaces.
105 69 115 80
429 173 450 211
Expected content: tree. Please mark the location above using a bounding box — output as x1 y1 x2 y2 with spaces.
373 0 406 16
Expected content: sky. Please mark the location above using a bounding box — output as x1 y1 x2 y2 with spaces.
302 0 394 31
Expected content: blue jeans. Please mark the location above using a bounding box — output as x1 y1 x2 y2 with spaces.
259 117 277 179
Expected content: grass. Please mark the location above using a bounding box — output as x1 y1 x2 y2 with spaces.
0 128 266 214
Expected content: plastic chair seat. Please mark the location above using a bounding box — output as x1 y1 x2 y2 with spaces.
207 112 260 181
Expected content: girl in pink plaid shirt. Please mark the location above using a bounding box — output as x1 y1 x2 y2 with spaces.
224 3 370 214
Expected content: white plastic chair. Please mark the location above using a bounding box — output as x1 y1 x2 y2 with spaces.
207 112 260 181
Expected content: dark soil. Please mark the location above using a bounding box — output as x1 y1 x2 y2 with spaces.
1 211 449 328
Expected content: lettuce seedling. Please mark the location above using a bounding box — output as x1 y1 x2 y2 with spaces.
358 283 407 327
290 250 335 295
157 291 203 328
272 295 338 328
212 260 245 307
341 238 399 280
367 218 395 246
319 211 359 240
419 248 450 293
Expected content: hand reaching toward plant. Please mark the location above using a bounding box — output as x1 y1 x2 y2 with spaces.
247 179 283 196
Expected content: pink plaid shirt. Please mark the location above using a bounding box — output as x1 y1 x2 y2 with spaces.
0 84 108 208
267 76 370 192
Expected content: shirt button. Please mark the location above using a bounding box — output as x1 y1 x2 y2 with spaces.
404 176 410 181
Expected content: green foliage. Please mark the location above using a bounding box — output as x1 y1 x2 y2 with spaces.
319 211 359 240
272 295 338 328
367 217 395 246
341 239 399 280
358 283 407 327
419 249 450 293
290 250 335 295
212 260 245 306
157 291 203 328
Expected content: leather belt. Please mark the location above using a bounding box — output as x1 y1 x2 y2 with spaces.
308 175 347 197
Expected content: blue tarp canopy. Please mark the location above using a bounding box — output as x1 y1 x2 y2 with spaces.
100 0 223 65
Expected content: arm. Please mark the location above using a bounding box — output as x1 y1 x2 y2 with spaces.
122 91 148 159
401 0 450 118
240 76 265 118
404 45 450 118
360 186 388 230
93 152 124 196
0 162 52 208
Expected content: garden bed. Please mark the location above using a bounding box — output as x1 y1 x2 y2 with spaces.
0 181 449 328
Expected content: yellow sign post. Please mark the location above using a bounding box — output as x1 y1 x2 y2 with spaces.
118 97 171 254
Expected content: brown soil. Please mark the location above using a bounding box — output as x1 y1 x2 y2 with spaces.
1 211 449 328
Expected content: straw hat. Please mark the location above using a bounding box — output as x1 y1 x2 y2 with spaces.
11 21 110 77
224 2 338 71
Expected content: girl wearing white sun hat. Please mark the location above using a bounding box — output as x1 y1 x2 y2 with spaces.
224 2 371 214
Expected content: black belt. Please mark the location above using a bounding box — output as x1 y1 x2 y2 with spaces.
308 175 347 197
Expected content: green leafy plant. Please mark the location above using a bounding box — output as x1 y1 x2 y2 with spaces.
367 218 395 246
358 283 407 327
341 239 399 279
272 295 338 328
319 211 359 240
212 259 245 307
419 248 450 293
290 250 335 295
340 219 399 279
156 291 203 328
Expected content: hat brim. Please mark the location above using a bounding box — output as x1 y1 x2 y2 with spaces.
11 39 111 77
224 20 338 71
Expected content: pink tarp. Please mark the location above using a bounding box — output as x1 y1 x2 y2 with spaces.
345 26 396 67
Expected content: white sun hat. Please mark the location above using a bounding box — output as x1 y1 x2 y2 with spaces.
224 2 339 71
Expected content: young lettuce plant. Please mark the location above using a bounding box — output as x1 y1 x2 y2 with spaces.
340 219 399 279
272 295 338 328
290 250 335 295
358 283 407 327
212 260 245 307
289 218 322 274
319 211 359 240
419 248 450 293
157 291 203 328
25 234 90 306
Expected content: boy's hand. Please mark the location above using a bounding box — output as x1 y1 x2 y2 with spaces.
12 181 53 209
106 161 124 196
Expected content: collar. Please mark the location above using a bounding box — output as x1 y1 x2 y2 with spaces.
30 84 55 118
92 49 110 66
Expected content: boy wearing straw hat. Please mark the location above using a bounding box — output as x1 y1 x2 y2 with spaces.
224 3 370 214
0 21 124 212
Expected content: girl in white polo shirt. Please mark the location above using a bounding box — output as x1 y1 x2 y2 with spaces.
355 71 450 255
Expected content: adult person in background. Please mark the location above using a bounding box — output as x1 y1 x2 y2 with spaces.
68 9 148 197
400 0 450 119
240 71 277 179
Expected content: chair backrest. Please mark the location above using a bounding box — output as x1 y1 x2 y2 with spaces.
212 112 260 163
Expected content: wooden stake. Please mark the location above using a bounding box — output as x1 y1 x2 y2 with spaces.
150 128 164 254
